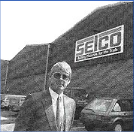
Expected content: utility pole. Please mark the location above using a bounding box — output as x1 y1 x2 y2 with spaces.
5 61 9 94
44 43 50 90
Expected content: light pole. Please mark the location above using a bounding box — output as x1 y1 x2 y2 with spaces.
5 61 9 94
44 43 50 90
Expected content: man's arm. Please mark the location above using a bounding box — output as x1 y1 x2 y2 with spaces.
14 94 35 131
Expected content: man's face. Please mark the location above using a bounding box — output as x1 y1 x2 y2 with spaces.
49 69 70 94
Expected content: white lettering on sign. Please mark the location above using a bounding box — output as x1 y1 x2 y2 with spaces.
74 25 124 62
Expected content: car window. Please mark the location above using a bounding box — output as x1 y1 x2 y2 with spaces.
113 102 121 112
128 99 133 111
118 100 132 111
85 99 112 112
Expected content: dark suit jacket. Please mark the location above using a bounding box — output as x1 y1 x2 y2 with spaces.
14 90 76 131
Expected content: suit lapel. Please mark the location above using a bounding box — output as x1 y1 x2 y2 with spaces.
64 95 73 131
45 105 57 130
41 91 57 131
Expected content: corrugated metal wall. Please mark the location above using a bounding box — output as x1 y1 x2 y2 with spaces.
2 2 133 99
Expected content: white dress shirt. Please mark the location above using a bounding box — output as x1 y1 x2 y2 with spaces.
49 88 64 120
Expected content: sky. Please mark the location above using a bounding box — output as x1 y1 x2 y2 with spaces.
1 1 121 60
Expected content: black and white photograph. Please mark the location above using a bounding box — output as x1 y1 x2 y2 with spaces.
1 1 133 131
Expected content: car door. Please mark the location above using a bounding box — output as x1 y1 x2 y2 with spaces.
118 99 133 130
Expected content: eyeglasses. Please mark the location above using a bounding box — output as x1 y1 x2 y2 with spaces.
53 72 69 80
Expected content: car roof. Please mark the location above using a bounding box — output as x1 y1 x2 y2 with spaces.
94 97 132 101
5 94 26 98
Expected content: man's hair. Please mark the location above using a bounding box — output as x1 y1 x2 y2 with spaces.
50 61 72 79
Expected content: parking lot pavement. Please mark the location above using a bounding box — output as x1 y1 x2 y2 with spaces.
1 122 86 131
1 116 16 125
1 110 87 131
1 123 15 131
1 110 16 131
1 123 86 131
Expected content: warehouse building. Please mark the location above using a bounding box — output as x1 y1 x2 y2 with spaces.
2 2 133 101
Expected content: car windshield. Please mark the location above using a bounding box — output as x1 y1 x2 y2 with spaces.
85 99 112 112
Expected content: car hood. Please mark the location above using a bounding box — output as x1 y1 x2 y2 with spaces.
81 108 108 116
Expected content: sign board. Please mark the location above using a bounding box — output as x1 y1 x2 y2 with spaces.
75 25 124 62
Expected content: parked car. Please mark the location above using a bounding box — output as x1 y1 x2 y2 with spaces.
1 94 26 111
80 97 133 131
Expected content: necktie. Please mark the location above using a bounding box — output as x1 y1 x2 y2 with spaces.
56 96 64 131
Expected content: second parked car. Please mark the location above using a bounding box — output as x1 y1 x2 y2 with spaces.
80 97 133 131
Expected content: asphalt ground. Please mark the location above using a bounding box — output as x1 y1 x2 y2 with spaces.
1 109 86 131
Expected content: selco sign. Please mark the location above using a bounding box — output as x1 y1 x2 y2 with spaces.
74 25 124 62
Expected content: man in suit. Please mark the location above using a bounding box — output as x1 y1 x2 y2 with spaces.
14 61 76 131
